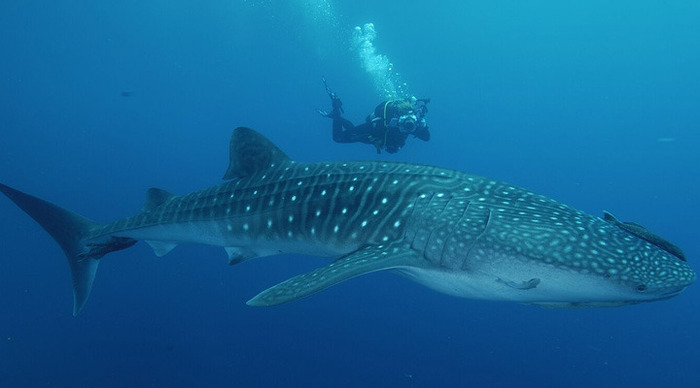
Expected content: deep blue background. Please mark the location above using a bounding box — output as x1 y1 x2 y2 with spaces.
1 1 699 387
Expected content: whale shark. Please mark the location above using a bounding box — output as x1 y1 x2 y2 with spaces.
0 127 695 315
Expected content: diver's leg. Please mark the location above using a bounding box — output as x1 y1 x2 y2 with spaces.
332 118 363 143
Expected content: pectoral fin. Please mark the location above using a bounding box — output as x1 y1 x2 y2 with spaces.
247 243 425 306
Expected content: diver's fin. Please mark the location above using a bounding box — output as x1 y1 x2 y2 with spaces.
222 127 292 180
0 183 136 315
247 243 425 306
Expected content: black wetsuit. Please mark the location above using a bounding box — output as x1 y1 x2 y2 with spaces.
332 101 430 154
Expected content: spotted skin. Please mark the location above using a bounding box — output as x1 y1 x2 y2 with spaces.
99 129 694 307
0 127 695 314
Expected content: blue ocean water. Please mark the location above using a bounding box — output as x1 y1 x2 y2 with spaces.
1 1 699 387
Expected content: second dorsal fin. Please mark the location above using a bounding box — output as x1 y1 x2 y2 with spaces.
142 188 174 212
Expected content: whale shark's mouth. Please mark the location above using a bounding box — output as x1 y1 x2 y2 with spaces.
530 286 688 308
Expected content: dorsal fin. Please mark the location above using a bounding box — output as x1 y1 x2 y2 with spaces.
142 188 174 212
603 210 687 261
222 127 291 180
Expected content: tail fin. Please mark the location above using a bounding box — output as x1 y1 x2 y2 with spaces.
0 183 134 315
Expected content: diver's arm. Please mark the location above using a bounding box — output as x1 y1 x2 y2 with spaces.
414 126 430 141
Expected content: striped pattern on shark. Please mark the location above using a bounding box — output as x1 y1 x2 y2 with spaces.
0 127 695 315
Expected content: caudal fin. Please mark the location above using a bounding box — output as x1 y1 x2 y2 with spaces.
0 183 135 315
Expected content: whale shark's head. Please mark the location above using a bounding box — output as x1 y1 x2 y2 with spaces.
547 212 696 307
403 237 695 309
575 240 695 306
400 187 696 308
510 216 696 308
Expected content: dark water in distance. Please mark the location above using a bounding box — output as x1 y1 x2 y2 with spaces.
1 1 699 387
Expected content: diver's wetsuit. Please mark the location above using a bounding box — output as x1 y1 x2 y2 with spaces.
332 101 430 154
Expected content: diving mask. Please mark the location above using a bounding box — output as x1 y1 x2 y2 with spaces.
398 114 417 133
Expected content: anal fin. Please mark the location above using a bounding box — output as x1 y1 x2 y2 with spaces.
146 241 178 257
225 247 257 265
247 242 426 307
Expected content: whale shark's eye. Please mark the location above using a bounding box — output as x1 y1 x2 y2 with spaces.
636 284 648 292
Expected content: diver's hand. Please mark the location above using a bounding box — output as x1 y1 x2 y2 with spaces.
316 109 332 118
330 94 344 113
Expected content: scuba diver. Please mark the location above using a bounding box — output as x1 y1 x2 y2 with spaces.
317 79 430 154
